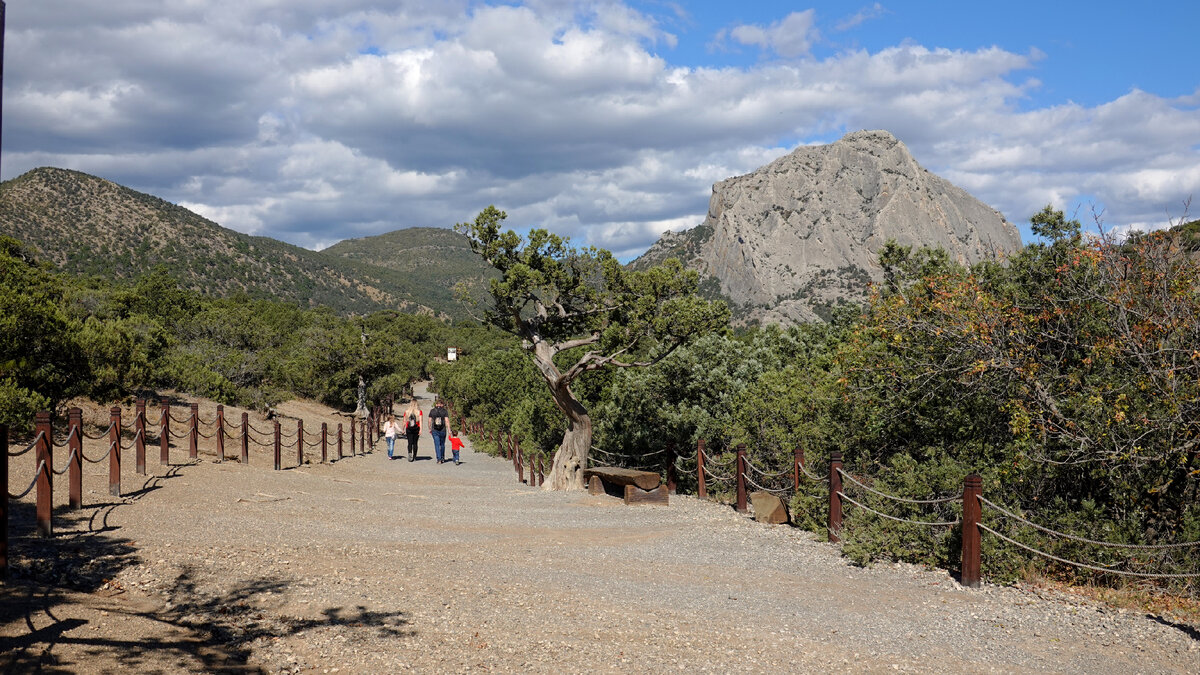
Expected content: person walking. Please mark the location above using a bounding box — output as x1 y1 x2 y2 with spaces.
382 414 400 459
401 400 422 461
448 429 464 465
429 399 450 464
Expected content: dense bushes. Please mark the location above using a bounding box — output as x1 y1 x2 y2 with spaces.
0 241 450 431
446 210 1200 592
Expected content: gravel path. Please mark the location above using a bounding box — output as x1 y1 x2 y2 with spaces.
3 383 1198 673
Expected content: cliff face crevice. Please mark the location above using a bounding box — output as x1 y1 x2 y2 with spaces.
633 130 1022 325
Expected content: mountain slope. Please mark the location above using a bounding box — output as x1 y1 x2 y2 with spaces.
633 130 1023 324
322 226 498 313
0 167 491 318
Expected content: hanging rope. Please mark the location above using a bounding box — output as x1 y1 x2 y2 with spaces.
979 496 1200 550
81 422 116 441
699 445 735 468
743 472 794 496
121 428 144 451
8 432 44 457
837 491 961 527
978 524 1200 579
82 441 115 464
8 462 44 499
743 456 793 480
798 460 828 483
51 447 80 474
837 469 961 505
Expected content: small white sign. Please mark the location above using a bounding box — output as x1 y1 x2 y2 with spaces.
447 347 458 361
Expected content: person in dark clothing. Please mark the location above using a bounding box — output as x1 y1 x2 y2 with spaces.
428 400 449 464
402 400 421 461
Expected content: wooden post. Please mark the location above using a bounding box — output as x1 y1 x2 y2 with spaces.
216 405 225 462
321 422 328 463
135 400 146 475
961 474 983 588
359 415 366 453
337 423 344 460
68 407 82 509
697 439 706 500
538 456 545 487
1 424 7 579
735 444 748 513
34 411 52 537
108 406 121 497
188 403 199 459
160 398 170 465
296 419 304 466
240 412 249 464
517 439 524 484
794 447 804 491
828 451 843 543
350 417 356 455
666 442 678 495
274 420 281 471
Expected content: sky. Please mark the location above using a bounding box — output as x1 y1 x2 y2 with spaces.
3 1 1198 259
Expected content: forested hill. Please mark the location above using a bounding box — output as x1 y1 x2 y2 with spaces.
0 167 491 319
322 226 499 312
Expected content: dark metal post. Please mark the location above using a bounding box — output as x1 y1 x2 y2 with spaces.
35 411 52 537
160 398 170 465
274 421 281 471
109 406 121 497
961 474 983 588
735 444 748 513
68 407 82 509
829 451 843 543
135 400 146 475
321 423 328 463
216 405 225 462
240 412 249 464
697 439 706 500
188 403 199 459
296 419 304 466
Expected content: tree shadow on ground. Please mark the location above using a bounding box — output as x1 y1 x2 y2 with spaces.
2 568 412 674
3 467 411 673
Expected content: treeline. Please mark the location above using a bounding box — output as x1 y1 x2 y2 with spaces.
0 235 485 431
439 208 1200 590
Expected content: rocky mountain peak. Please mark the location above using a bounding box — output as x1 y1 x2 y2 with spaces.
633 130 1022 325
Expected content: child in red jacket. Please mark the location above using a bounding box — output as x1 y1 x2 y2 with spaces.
449 429 464 465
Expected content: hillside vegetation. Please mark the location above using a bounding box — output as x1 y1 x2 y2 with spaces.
0 168 493 319
437 207 1200 593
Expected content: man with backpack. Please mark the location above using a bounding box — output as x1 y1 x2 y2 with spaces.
429 399 450 464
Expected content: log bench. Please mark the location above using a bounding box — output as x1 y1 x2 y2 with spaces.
583 466 668 505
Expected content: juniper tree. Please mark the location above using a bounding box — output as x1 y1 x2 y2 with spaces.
456 206 729 490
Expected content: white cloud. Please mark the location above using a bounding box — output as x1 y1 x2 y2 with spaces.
836 3 887 32
3 1 1198 261
725 11 819 59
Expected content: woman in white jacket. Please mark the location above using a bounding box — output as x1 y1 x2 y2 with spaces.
383 414 400 459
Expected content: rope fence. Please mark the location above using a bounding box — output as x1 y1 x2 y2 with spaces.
2 400 385 579
573 432 1200 586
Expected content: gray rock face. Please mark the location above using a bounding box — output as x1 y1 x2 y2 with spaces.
635 130 1022 325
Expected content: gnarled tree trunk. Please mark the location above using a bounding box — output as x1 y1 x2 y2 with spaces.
530 341 592 490
545 382 592 490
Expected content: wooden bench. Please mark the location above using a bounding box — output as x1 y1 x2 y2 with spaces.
583 466 668 505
